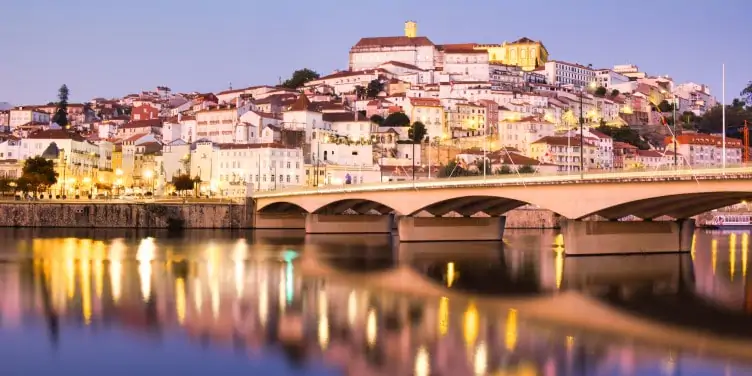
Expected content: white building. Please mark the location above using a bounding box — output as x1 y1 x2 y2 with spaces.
9 107 51 129
349 21 438 71
304 69 388 95
595 69 630 90
673 82 716 116
563 127 614 169
215 143 305 195
161 139 191 181
669 134 743 167
543 61 596 89
498 116 557 155
441 44 490 82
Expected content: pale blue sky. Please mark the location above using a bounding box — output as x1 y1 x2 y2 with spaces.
1 0 750 105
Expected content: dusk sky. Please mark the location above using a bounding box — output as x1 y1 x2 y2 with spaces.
2 0 750 105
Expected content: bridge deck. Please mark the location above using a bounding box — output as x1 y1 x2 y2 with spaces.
254 166 752 198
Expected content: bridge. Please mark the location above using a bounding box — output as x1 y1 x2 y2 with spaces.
252 167 752 254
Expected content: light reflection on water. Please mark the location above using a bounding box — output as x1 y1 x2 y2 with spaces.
0 228 750 375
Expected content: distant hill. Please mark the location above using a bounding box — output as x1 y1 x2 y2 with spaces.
0 102 12 110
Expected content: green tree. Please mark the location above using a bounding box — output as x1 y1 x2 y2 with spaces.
0 178 14 196
282 68 320 89
474 159 492 175
610 89 620 97
438 160 474 178
741 81 752 106
366 79 384 98
680 111 698 130
354 85 366 100
594 86 607 97
657 99 674 113
697 104 752 134
494 165 512 175
517 165 536 174
172 174 194 195
596 125 650 150
382 112 411 127
24 157 57 184
408 121 427 144
369 114 384 126
52 84 69 127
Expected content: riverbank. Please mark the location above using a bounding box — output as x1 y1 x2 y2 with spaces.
0 201 254 229
0 202 721 229
0 202 562 229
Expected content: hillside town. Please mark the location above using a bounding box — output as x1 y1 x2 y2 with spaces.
0 21 749 198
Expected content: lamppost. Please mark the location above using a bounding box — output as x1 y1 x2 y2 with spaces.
144 170 153 195
83 176 92 198
661 89 679 168
60 155 68 198
579 89 585 179
115 168 123 197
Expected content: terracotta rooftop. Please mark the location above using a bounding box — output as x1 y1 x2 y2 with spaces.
121 119 163 129
352 36 434 49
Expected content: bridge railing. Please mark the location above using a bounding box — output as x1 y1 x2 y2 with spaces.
254 165 752 197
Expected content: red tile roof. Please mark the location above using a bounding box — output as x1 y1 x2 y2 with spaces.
121 119 163 129
352 36 434 48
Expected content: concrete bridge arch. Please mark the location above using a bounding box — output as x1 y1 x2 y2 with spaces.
256 180 752 220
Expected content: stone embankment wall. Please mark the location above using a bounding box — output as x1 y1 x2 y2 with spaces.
504 208 562 229
0 201 254 229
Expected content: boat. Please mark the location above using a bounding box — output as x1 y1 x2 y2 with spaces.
707 213 752 227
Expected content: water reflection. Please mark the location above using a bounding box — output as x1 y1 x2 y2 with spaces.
0 228 750 375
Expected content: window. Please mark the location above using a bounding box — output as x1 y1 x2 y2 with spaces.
286 175 290 183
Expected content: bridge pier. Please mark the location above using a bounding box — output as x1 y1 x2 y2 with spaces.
253 212 306 229
305 214 394 234
398 216 506 242
561 219 695 256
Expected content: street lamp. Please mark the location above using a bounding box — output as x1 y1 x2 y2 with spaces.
115 168 123 196
144 170 153 195
661 89 679 169
83 176 92 198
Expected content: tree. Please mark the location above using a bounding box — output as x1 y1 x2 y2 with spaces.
408 121 427 144
438 160 473 178
354 85 366 100
594 86 607 97
282 68 320 89
172 174 194 195
369 114 384 126
657 99 674 113
366 79 385 98
696 104 752 134
52 84 69 127
681 111 698 130
19 156 58 195
0 178 14 196
741 81 752 106
474 160 492 175
518 165 536 174
382 112 411 127
596 125 651 150
611 89 620 97
494 165 512 175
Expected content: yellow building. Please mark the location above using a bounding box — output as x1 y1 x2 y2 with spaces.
408 98 446 140
474 37 548 71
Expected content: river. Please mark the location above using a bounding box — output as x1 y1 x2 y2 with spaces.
0 228 750 376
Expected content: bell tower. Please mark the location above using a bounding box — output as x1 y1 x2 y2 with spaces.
404 20 417 38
